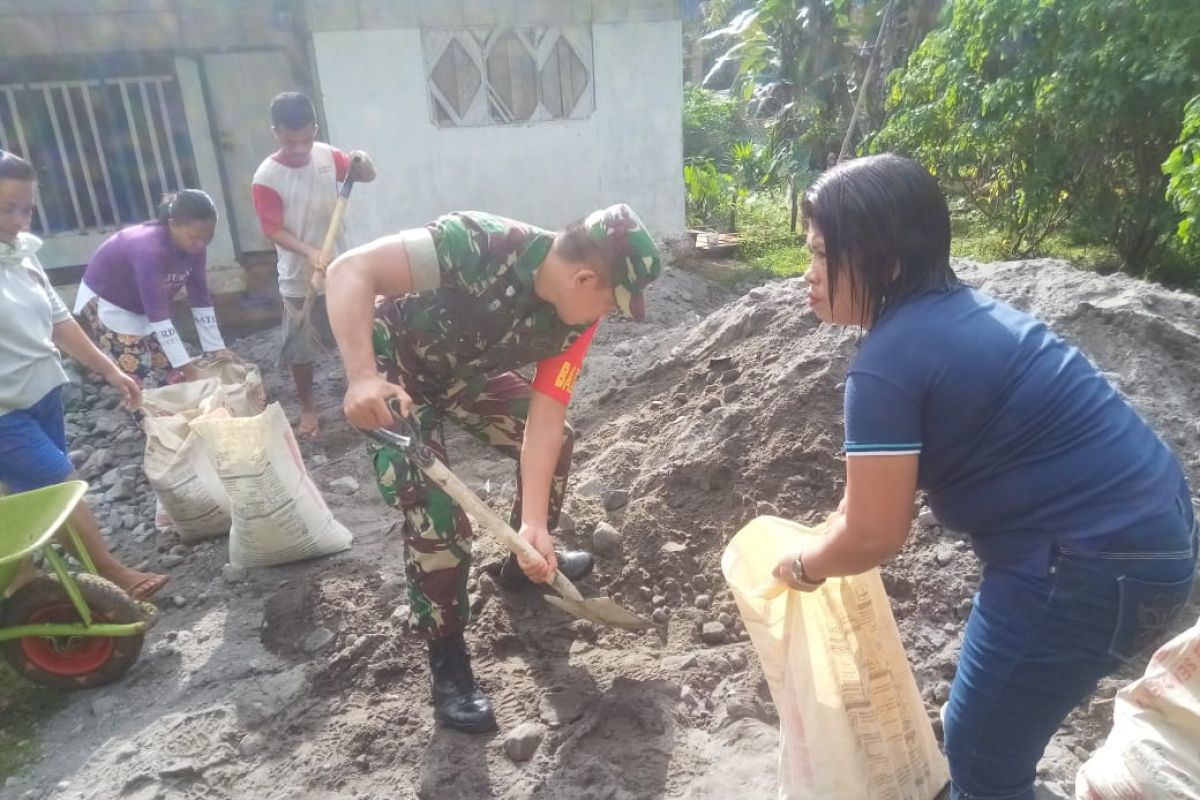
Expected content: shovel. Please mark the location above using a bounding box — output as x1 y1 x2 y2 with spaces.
360 416 652 631
277 156 361 369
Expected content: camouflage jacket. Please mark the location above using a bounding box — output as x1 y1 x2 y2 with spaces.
373 212 589 397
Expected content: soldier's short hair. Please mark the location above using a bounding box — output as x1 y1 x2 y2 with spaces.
555 222 617 286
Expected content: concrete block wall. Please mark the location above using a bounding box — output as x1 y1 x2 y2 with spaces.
0 1 294 58
303 0 680 31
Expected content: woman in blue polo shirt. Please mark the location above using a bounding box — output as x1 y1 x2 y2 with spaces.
774 154 1196 800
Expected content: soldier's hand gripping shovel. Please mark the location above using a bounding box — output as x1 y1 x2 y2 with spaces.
360 412 652 631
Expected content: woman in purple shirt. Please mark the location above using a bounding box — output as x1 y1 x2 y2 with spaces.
75 190 235 387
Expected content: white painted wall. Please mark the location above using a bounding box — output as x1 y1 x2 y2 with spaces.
312 19 684 243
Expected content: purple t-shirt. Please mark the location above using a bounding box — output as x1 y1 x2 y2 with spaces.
82 222 211 323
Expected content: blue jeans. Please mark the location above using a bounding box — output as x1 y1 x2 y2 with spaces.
945 502 1197 800
0 387 72 492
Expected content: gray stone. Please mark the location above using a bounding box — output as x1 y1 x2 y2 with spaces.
104 477 135 503
701 621 726 644
591 522 622 555
917 508 939 529
92 412 126 435
720 368 742 384
601 489 629 511
692 575 708 590
161 554 185 569
329 476 360 495
755 500 779 516
958 597 973 619
303 627 336 653
504 722 544 762
694 594 712 610
934 545 956 567
556 511 576 534
727 650 748 671
538 688 588 727
120 463 142 478
100 468 121 489
171 595 187 608
236 665 308 727
80 448 113 478
651 608 669 624
651 594 666 607
574 476 604 497
378 576 406 605
717 612 733 627
224 563 249 582
698 397 720 413
722 384 743 402
110 742 139 763
68 448 89 468
239 732 267 758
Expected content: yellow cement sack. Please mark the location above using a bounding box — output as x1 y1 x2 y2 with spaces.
190 403 352 568
722 516 949 800
1075 617 1200 800
141 379 234 542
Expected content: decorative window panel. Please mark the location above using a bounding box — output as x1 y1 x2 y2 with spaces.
423 27 595 127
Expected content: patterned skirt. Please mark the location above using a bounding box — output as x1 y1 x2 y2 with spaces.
77 298 182 389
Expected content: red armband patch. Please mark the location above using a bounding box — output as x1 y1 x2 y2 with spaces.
532 323 598 404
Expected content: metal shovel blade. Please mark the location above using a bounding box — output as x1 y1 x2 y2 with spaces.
543 594 654 631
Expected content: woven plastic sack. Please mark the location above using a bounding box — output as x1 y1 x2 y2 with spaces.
190 403 351 568
722 516 949 800
1076 617 1200 800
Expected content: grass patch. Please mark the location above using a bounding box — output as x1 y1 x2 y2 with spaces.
734 193 810 282
950 213 1120 269
0 661 65 782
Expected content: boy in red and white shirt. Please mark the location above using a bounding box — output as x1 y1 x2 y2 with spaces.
252 91 375 437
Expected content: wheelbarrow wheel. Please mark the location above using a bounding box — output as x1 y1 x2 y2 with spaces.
1 574 145 690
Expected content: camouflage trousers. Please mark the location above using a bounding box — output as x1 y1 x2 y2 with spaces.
372 370 574 641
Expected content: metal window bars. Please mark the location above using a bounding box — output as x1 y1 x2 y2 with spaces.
0 74 194 236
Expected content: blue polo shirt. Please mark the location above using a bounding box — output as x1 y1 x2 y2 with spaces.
845 284 1191 572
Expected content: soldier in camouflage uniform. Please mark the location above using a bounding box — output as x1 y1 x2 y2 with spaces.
324 204 661 732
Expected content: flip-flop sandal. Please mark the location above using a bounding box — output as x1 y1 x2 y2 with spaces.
129 574 169 601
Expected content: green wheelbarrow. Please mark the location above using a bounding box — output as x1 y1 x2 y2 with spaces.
0 481 152 690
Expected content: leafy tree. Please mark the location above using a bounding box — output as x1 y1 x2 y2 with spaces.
702 0 942 230
683 86 752 166
876 0 1200 273
1165 95 1200 246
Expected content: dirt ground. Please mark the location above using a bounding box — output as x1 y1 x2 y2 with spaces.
3 256 1198 800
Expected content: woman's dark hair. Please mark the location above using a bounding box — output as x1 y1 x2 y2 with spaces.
555 222 617 286
270 91 317 130
801 153 955 326
0 150 36 182
156 189 217 225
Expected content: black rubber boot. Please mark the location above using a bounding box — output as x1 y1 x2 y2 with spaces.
428 634 497 733
497 550 594 591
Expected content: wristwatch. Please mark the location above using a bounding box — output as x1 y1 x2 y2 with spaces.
788 553 826 592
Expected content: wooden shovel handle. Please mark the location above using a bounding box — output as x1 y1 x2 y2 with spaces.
309 155 361 293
